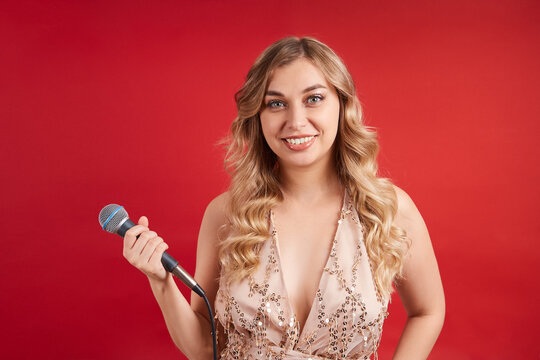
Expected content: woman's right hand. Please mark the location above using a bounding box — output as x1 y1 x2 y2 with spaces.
123 215 170 282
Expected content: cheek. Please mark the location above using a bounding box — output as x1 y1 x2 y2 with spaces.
329 102 341 135
320 106 340 136
260 115 280 139
259 117 279 148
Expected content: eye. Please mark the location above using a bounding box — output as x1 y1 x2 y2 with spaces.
307 94 324 104
266 100 285 108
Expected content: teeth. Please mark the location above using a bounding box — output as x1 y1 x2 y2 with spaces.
285 136 314 145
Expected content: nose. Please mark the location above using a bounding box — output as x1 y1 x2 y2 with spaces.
285 102 308 130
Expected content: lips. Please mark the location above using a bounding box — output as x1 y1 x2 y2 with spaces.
283 135 315 145
281 135 317 151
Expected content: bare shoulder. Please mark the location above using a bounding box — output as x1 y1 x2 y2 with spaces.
391 184 435 279
391 184 424 232
390 185 445 322
390 184 431 260
200 192 230 242
191 191 231 318
201 191 230 235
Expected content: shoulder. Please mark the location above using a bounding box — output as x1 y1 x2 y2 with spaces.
192 192 231 321
205 191 230 218
394 185 426 238
200 191 230 239
195 192 230 268
391 185 445 321
391 184 420 227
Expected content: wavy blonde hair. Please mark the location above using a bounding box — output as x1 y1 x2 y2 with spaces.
218 36 410 300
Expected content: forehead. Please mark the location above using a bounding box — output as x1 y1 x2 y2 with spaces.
266 58 330 92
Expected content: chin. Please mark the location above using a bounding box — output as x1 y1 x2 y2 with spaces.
280 155 322 169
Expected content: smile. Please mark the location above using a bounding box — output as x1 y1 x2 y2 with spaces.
284 135 315 145
281 135 317 151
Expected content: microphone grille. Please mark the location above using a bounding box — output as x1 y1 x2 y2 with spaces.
99 204 129 233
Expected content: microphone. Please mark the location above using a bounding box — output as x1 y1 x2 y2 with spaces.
98 204 205 298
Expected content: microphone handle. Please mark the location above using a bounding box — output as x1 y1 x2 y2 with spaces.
117 218 205 297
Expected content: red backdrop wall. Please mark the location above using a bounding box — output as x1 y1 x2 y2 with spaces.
1 1 538 359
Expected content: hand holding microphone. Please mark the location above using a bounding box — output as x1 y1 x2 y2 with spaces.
123 215 169 282
99 204 205 297
99 204 217 360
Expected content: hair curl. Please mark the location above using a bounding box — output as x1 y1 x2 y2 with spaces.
218 36 409 300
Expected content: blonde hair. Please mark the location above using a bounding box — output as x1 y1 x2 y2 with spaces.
218 36 409 300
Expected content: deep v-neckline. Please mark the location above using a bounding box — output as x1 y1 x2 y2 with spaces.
269 191 347 340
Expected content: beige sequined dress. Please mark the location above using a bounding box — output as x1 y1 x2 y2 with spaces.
214 192 389 359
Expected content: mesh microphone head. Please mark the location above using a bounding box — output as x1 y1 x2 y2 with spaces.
99 204 129 234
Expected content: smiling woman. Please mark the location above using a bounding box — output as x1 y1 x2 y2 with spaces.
212 37 443 359
260 60 340 168
122 36 444 360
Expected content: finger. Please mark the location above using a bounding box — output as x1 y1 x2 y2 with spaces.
141 236 165 263
149 241 169 267
138 216 149 228
124 225 150 249
132 230 158 255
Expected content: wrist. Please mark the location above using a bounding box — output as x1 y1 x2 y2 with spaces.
148 272 174 293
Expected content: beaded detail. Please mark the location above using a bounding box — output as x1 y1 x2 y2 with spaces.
215 192 389 359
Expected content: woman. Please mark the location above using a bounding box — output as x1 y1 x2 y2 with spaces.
123 37 445 359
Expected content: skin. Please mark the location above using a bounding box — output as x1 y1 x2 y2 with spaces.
123 58 445 359
258 58 345 332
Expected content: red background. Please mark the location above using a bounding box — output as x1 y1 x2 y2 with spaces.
1 1 539 359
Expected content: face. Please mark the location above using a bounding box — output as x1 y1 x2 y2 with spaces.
259 58 340 170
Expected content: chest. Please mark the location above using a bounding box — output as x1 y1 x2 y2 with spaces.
215 197 390 357
272 202 343 326
274 208 338 276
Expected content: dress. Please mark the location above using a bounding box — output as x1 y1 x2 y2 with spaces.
214 192 389 359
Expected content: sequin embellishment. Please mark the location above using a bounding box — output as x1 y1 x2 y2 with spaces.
215 192 389 359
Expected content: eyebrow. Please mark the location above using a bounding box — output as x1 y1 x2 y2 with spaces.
265 83 327 96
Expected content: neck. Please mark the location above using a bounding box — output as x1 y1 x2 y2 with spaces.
278 159 342 202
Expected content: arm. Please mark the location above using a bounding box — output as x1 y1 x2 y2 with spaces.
391 186 445 360
124 193 229 360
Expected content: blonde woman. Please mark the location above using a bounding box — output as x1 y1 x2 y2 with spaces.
123 37 445 359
